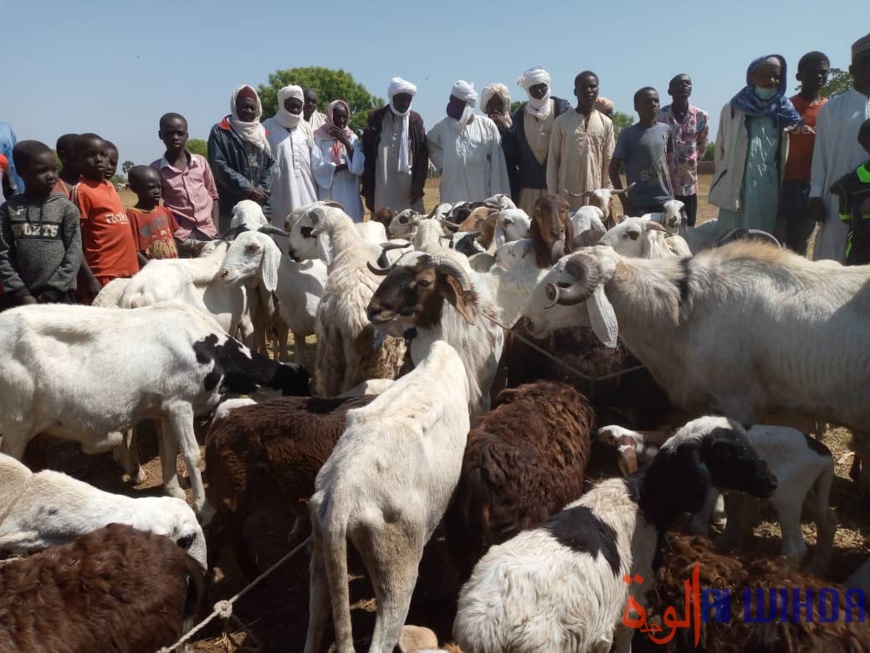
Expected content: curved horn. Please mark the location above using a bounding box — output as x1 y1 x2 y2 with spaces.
612 183 637 196
367 260 395 276
421 254 473 293
258 225 291 237
438 219 460 232
645 221 669 233
544 255 600 307
218 225 241 240
379 241 411 253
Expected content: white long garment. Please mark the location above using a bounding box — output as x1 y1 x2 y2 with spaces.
427 114 511 203
810 88 870 262
262 116 319 227
312 133 366 222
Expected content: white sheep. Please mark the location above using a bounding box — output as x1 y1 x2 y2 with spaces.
453 416 777 653
569 205 607 242
524 242 870 493
598 217 676 259
367 250 505 419
598 423 838 573
493 239 536 270
287 204 406 397
492 208 531 248
304 340 471 653
0 454 206 569
218 229 327 363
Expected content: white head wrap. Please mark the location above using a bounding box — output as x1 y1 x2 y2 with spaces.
229 85 270 154
517 67 552 120
480 83 513 128
450 80 478 132
387 77 417 174
275 85 305 130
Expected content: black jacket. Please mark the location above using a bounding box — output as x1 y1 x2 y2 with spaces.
361 106 429 205
207 117 276 218
505 97 572 198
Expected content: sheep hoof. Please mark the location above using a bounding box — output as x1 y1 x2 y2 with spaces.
130 467 147 486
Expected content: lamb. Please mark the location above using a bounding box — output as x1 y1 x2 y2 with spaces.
598 423 838 572
217 229 327 363
529 194 574 267
444 381 594 581
523 242 870 493
304 340 471 653
92 277 131 307
0 523 204 653
569 205 608 245
633 534 870 653
366 250 504 419
204 394 376 577
453 416 778 653
0 453 207 569
598 217 680 259
493 238 535 270
0 302 311 516
566 185 632 227
287 203 406 397
371 206 398 229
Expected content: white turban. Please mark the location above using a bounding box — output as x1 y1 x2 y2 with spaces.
275 85 305 130
450 80 478 132
517 67 552 121
387 77 417 174
481 83 513 128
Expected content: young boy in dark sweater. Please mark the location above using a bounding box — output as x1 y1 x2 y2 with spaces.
0 140 82 305
832 119 870 266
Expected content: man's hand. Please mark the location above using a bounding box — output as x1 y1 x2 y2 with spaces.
248 187 270 204
809 197 826 223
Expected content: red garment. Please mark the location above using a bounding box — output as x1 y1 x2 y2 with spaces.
784 94 828 183
127 206 179 259
51 178 74 200
72 179 139 281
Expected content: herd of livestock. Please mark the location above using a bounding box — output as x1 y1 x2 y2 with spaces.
0 190 869 652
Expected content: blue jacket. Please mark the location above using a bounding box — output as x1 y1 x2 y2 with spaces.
207 117 276 217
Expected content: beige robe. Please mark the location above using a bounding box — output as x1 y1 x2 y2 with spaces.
546 109 615 211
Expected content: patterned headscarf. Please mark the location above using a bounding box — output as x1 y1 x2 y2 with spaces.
313 100 354 164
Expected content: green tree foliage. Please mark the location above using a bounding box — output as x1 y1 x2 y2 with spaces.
110 174 127 186
258 67 383 134
510 100 524 114
821 68 852 98
187 139 209 157
611 111 634 137
703 142 716 162
51 150 61 171
122 160 134 175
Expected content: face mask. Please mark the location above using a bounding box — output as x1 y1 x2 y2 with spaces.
447 103 465 121
753 86 777 101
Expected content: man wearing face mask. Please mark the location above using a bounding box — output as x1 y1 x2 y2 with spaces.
709 54 802 236
427 80 511 204
262 85 320 228
362 77 429 214
506 67 571 215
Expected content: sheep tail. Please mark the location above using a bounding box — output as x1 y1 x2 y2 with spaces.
322 497 353 649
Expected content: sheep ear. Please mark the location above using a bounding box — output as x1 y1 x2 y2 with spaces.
316 233 334 266
587 285 618 348
261 238 281 292
441 274 476 325
494 224 507 248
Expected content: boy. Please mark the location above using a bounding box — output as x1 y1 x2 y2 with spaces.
777 51 830 255
0 140 82 306
831 119 870 266
151 113 218 257
126 165 178 266
52 133 79 199
610 87 674 217
71 133 139 302
105 141 119 181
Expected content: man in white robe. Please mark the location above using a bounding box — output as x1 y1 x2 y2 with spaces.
427 80 511 203
810 33 870 262
262 85 320 228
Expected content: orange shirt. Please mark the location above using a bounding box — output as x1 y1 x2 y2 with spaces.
73 179 139 280
127 206 179 260
784 94 828 183
51 178 74 200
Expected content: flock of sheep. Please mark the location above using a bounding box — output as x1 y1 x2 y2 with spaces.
0 189 868 653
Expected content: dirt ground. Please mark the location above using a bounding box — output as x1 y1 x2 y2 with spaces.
33 177 867 652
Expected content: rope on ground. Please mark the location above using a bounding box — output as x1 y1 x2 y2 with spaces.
482 313 645 383
158 536 312 653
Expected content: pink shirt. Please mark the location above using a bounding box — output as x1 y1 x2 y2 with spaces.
151 152 219 240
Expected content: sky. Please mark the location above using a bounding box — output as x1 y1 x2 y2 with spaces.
3 0 868 168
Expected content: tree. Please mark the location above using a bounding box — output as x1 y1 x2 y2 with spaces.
796 67 852 98
510 100 524 114
703 142 716 162
611 111 633 137
258 67 383 134
122 160 134 175
187 139 208 157
110 174 127 186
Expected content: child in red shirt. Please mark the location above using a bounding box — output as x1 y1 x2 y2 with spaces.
126 166 179 266
71 133 139 302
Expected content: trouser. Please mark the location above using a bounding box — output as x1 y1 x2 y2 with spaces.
674 194 698 227
774 180 815 256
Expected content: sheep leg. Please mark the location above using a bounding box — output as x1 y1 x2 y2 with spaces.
292 332 306 365
114 427 145 485
689 488 720 535
852 430 870 495
0 428 32 461
287 505 312 550
772 497 807 569
158 418 186 502
275 323 289 362
166 404 206 516
716 493 748 551
303 523 332 653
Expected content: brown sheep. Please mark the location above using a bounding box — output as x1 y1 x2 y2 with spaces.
444 381 594 581
530 194 574 268
634 535 870 653
203 394 376 578
0 523 204 653
491 317 674 431
371 206 398 228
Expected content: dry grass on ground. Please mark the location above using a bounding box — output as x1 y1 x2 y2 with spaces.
35 176 861 652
